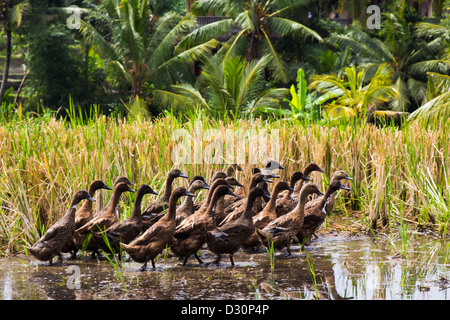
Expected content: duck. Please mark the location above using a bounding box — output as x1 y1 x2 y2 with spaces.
222 172 272 221
205 187 270 266
29 190 94 265
175 176 210 225
75 180 112 229
275 171 311 217
255 183 324 255
226 163 243 177
242 181 294 251
296 172 352 244
141 169 188 217
61 179 112 258
170 185 238 265
214 177 244 225
93 184 159 254
120 187 195 271
91 176 135 220
275 163 325 216
73 182 135 255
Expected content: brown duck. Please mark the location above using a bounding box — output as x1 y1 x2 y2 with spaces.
74 182 135 254
175 176 210 225
296 172 352 244
214 177 244 225
93 184 159 254
170 185 238 265
205 187 270 266
61 180 112 258
29 190 94 264
222 172 272 221
92 176 135 219
276 163 325 216
141 169 188 217
120 187 195 270
256 183 324 255
275 171 311 217
242 181 294 251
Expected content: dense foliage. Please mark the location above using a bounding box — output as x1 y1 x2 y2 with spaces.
0 0 449 123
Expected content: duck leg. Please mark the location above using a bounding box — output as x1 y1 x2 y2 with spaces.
182 256 189 266
213 254 222 265
140 261 148 271
151 259 156 269
229 255 235 267
194 253 204 265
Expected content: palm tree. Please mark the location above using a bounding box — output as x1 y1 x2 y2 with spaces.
0 0 28 106
184 0 322 83
154 54 289 119
309 63 399 121
80 0 219 104
326 8 450 111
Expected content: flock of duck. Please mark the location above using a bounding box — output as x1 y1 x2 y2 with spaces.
29 161 353 271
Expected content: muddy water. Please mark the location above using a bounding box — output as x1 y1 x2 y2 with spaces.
1 234 449 300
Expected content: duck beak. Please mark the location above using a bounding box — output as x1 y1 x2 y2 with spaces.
179 173 189 179
227 190 239 197
278 165 285 170
263 176 273 183
345 175 353 181
87 196 96 202
203 184 210 190
185 191 196 197
317 167 326 173
270 173 281 178
341 185 351 191
263 193 271 201
287 187 295 192
103 185 113 191
235 181 244 188
225 182 235 189
127 187 136 193
302 176 312 181
150 189 159 195
316 191 325 197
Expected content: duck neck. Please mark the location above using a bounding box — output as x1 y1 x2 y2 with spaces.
242 193 258 220
177 185 198 214
265 185 282 212
131 190 146 218
294 180 306 195
163 173 176 203
109 189 124 215
79 184 98 212
167 193 180 221
319 187 336 215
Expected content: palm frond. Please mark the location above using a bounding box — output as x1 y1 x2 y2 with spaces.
261 30 288 83
267 16 322 42
178 18 233 50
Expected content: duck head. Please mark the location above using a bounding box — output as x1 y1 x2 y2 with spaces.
303 163 326 176
137 184 159 196
264 160 285 171
225 177 244 188
90 180 113 191
170 169 189 179
190 179 210 191
331 170 353 182
113 176 135 187
189 176 210 189
71 190 95 208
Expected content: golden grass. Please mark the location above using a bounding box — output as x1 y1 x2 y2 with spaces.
0 114 448 254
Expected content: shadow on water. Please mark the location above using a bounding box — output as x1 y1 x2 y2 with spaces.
1 235 450 300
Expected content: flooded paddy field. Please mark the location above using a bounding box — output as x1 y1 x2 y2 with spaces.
1 234 449 300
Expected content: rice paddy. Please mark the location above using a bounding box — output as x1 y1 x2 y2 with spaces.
0 110 448 255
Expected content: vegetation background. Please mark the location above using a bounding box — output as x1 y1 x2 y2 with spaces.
0 0 448 254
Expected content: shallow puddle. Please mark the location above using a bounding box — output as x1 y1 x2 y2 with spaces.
1 235 449 300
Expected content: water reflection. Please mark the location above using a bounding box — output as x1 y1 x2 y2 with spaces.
0 236 449 300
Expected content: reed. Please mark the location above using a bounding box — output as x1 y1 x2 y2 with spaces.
0 109 448 254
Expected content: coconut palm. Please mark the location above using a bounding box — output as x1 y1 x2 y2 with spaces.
80 0 219 103
309 63 399 121
0 0 28 106
184 0 322 83
154 54 289 119
326 8 450 111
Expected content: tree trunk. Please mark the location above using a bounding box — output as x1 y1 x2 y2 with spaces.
0 25 12 106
